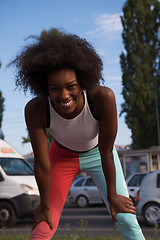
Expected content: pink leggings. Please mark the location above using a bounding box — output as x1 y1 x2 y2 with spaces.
30 141 145 240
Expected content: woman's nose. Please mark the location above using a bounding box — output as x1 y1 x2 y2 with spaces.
59 88 70 100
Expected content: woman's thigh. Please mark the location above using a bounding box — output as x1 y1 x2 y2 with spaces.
79 146 145 240
30 141 81 240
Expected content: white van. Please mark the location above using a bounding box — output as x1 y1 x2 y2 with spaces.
0 139 39 227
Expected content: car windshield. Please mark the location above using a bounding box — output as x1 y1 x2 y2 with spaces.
128 174 146 187
84 178 95 186
0 157 33 175
157 174 160 188
74 178 85 186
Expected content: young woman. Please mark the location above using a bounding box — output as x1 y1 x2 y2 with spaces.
10 29 145 240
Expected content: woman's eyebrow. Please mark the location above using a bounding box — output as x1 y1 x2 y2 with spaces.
66 80 78 85
48 80 77 86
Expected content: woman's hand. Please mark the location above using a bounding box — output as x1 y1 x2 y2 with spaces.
107 194 136 222
32 204 53 230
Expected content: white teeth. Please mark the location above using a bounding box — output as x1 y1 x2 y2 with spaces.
61 100 72 106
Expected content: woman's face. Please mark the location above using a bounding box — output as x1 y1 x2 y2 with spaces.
48 69 83 119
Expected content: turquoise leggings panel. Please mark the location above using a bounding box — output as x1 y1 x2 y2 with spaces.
79 146 145 240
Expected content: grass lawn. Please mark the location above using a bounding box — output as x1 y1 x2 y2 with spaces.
0 235 159 240
1 221 159 240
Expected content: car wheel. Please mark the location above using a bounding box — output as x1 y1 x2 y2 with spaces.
76 195 88 207
0 202 17 227
143 203 160 226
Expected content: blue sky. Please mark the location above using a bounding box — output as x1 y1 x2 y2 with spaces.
0 0 132 155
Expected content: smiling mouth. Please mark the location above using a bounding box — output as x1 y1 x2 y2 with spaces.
60 100 73 107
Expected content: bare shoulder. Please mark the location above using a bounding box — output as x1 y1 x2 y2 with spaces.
25 95 47 113
89 86 115 101
25 95 48 128
88 86 116 118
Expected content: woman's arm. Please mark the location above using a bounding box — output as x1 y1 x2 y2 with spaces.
91 86 136 222
25 96 53 229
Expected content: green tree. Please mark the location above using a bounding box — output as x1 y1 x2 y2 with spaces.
120 0 160 149
22 129 52 147
40 27 63 40
0 61 5 139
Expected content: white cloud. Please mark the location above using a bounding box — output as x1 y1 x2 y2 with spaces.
106 76 121 81
96 13 122 33
87 13 122 37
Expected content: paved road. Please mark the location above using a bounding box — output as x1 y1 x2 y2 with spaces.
1 205 159 238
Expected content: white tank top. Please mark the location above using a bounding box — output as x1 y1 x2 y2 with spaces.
48 91 99 151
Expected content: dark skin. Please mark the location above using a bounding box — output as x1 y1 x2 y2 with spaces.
25 69 136 230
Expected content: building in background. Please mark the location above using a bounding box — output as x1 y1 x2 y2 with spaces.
118 146 160 178
24 146 160 178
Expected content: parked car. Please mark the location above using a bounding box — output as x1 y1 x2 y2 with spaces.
0 139 39 227
126 172 147 204
136 170 160 226
68 176 103 207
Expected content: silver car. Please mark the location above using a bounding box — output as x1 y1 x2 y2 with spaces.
126 172 147 204
68 176 103 207
136 170 160 226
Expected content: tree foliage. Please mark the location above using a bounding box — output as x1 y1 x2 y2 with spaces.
40 28 63 40
0 61 5 139
120 0 160 149
22 129 52 148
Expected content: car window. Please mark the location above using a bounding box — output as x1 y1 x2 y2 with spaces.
0 157 33 175
128 174 146 187
74 178 84 186
157 174 160 188
84 178 95 186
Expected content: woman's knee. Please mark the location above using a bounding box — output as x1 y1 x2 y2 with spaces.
115 213 145 240
30 212 60 240
30 221 55 240
116 213 139 227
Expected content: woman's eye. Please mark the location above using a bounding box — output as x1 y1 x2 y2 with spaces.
68 84 77 90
